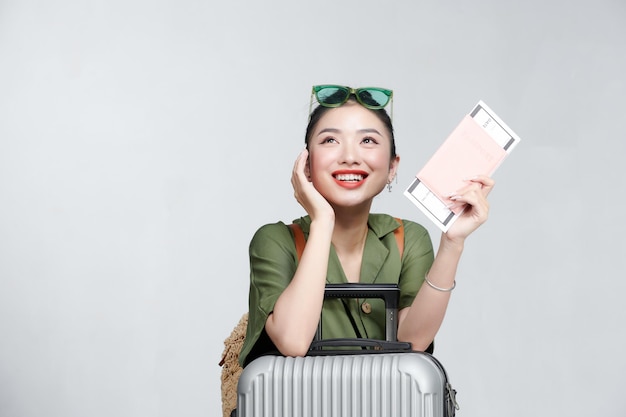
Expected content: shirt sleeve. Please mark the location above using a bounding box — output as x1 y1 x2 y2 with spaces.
397 220 434 309
238 222 297 366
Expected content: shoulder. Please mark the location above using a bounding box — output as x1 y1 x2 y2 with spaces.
397 218 430 240
368 213 429 239
398 218 434 261
370 214 433 258
250 221 293 249
252 221 290 238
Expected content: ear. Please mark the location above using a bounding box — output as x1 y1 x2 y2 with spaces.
388 155 400 183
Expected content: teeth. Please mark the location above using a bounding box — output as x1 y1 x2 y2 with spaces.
335 173 364 182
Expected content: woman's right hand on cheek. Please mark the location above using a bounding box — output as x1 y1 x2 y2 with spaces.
291 149 335 223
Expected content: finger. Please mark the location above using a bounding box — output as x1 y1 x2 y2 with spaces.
452 186 489 204
448 180 483 199
292 149 309 186
450 188 489 215
293 149 308 175
465 175 495 196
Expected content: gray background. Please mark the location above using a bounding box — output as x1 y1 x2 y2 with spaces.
1 0 625 416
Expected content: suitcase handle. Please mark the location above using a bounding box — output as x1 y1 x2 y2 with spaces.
314 283 401 346
309 338 411 352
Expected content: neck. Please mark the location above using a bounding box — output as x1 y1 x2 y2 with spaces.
331 205 371 254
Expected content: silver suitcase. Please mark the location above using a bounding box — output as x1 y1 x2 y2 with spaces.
235 284 459 417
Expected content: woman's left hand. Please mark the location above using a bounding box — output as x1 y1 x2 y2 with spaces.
444 175 495 242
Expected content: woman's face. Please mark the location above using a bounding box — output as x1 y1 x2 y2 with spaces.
306 102 400 209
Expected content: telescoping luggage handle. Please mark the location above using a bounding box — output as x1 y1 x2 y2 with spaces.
310 283 412 352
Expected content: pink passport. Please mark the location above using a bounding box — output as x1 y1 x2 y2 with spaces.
417 114 506 214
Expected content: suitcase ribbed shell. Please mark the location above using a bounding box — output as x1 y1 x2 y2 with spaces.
237 352 448 417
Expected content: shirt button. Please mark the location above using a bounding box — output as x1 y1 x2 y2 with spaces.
361 302 372 314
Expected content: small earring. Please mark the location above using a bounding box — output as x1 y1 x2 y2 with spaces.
387 173 397 192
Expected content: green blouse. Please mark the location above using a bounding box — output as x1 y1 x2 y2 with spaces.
239 213 434 367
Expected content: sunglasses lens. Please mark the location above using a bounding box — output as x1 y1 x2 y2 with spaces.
357 88 391 108
311 85 392 114
315 86 350 106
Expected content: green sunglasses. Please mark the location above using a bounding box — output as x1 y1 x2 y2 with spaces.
309 85 393 118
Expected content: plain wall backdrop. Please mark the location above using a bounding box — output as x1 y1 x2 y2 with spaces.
1 0 625 416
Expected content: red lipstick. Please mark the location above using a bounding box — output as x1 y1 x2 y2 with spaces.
332 170 368 189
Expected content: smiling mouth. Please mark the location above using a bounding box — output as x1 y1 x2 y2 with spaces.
334 173 366 182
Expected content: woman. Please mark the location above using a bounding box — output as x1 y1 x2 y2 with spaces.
238 85 493 367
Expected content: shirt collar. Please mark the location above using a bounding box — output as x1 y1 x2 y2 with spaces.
292 213 401 238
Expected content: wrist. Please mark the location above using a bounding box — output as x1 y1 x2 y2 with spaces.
309 216 335 235
439 232 465 253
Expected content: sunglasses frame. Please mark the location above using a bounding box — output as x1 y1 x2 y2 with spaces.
309 85 394 118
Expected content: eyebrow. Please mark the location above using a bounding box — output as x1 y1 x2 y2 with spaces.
317 128 383 136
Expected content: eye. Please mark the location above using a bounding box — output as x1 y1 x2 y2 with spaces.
361 136 379 145
320 136 338 144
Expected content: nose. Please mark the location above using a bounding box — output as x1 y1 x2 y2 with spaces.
339 141 360 165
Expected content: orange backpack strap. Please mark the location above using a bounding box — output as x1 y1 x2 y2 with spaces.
289 219 404 262
394 217 404 259
288 223 306 261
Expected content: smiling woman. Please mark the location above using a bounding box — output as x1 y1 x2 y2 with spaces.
238 85 495 367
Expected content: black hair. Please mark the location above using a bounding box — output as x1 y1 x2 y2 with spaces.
305 92 396 159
